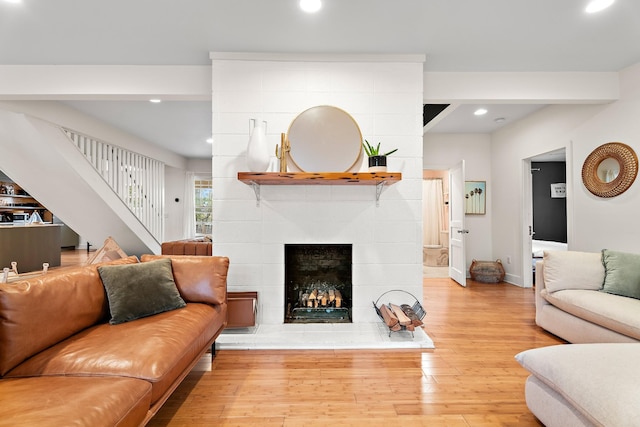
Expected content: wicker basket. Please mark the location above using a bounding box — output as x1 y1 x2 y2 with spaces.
469 259 505 283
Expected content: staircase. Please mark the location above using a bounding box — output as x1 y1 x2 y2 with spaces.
0 109 162 256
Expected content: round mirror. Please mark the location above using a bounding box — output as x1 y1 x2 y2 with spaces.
286 105 362 172
597 157 620 183
582 142 638 197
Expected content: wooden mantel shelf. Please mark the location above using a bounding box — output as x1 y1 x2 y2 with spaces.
237 172 401 185
237 172 402 205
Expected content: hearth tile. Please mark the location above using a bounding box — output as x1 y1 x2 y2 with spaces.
216 323 434 350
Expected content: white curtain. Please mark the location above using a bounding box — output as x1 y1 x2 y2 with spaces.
182 172 196 238
423 179 445 246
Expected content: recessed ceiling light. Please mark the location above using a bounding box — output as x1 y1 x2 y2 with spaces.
3 0 23 4
149 99 162 103
474 108 488 116
300 0 322 13
494 117 506 123
206 138 213 144
585 0 614 13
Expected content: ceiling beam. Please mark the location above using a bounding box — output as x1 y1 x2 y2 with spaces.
424 71 620 104
0 65 620 106
0 65 211 100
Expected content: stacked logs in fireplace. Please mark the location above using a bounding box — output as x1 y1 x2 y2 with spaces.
286 284 351 323
300 288 342 308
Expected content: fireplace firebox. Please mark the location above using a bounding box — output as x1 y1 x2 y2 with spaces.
284 244 352 323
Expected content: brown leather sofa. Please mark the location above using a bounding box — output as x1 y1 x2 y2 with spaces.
161 237 212 256
0 254 229 427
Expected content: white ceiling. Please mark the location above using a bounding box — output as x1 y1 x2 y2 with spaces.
426 104 547 134
2 0 640 159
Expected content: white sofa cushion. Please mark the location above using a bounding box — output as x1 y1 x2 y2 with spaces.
515 343 640 427
543 251 604 293
543 289 640 340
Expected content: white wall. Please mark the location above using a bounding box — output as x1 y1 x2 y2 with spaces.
164 166 186 242
186 158 212 173
212 55 424 324
168 158 213 241
423 133 493 270
491 63 640 285
570 64 640 252
164 158 212 241
491 104 605 284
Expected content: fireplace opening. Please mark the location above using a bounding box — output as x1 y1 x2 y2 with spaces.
284 244 352 323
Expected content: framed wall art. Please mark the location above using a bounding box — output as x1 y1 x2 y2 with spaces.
465 181 486 215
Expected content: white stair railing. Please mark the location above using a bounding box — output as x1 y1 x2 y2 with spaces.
62 128 164 242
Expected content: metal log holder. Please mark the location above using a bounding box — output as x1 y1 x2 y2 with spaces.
373 290 426 337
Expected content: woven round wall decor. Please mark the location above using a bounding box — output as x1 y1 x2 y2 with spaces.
582 142 638 198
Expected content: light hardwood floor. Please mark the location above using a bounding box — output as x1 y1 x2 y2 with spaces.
61 251 564 426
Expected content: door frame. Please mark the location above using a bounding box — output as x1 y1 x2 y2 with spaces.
521 158 534 288
521 147 571 288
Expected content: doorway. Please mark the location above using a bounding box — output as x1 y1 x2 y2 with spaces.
522 148 568 287
423 170 450 278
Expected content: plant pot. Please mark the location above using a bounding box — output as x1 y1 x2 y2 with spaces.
368 155 387 172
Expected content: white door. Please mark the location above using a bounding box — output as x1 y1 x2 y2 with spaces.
449 160 467 287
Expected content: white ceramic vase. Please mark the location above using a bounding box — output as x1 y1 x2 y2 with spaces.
246 118 270 172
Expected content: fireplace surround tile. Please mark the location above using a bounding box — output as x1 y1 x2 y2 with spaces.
212 55 424 325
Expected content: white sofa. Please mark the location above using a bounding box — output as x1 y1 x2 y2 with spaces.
534 250 640 343
516 343 640 427
516 250 640 426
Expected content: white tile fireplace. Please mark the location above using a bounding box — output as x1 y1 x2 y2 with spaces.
210 53 425 325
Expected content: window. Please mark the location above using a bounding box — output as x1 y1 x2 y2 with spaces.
194 177 212 235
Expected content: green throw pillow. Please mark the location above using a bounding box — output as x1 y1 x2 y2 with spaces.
601 249 640 300
98 258 186 325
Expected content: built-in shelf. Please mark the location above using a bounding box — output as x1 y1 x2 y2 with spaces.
1 181 50 222
237 172 402 206
0 194 33 199
0 206 43 210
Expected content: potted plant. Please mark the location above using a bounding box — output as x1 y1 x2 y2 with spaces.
363 140 398 172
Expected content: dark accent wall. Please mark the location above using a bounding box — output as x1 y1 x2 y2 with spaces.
532 162 567 242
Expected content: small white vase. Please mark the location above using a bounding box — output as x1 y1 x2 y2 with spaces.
246 118 270 172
